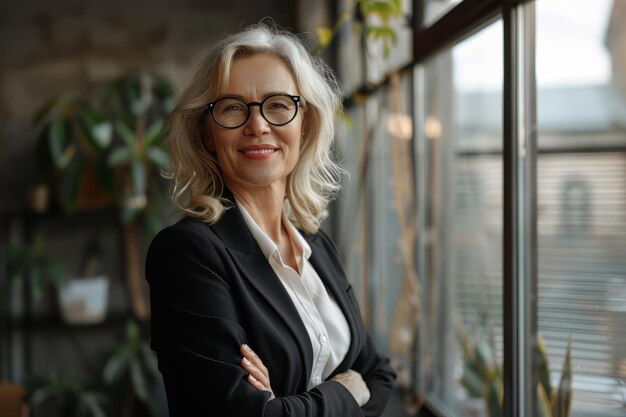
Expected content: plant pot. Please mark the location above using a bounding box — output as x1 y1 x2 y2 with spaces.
57 276 109 324
26 184 50 213
458 397 485 417
0 382 27 417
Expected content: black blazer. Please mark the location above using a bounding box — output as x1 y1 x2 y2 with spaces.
146 198 396 417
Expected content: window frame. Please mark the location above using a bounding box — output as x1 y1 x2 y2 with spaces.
410 1 538 416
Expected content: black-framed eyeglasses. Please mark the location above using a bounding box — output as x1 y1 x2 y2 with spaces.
207 94 301 129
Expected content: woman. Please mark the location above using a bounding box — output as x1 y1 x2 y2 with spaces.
146 24 396 417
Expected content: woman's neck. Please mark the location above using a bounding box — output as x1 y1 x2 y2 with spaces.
228 181 287 243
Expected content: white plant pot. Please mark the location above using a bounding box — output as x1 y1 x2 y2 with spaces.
458 397 485 417
58 276 109 324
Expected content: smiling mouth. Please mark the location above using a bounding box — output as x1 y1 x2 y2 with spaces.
239 148 277 155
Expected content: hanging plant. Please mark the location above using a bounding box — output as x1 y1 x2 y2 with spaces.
313 0 403 57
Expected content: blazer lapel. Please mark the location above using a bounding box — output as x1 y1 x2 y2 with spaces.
211 196 313 384
305 233 361 373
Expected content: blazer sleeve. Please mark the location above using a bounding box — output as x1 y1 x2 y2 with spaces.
317 230 397 417
146 222 367 417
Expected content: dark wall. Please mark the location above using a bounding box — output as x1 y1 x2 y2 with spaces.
0 0 305 212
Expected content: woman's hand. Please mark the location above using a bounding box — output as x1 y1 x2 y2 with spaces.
240 344 275 400
331 369 371 406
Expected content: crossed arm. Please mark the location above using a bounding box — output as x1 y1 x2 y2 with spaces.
240 344 371 406
147 222 396 416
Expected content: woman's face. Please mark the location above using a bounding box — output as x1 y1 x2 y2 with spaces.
205 53 305 194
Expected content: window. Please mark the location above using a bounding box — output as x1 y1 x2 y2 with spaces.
536 0 626 414
336 1 626 416
418 19 504 416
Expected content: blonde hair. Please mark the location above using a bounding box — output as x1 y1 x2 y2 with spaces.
166 24 344 233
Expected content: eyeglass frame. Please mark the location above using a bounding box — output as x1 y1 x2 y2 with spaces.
206 93 301 129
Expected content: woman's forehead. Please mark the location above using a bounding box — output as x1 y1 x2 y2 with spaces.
222 53 298 96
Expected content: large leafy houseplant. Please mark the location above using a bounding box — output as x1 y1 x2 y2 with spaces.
34 72 174 319
34 73 172 218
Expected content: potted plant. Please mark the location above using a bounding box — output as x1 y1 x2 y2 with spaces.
23 373 106 417
458 326 501 417
57 236 109 325
7 230 65 301
34 72 174 320
103 321 161 417
459 326 573 417
33 96 115 213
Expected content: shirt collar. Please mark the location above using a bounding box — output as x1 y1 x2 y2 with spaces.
235 198 312 261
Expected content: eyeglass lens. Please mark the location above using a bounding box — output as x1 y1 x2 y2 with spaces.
212 95 297 128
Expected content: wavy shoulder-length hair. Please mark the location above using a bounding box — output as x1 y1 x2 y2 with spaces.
166 24 344 234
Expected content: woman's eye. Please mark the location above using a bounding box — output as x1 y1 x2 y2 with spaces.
223 104 245 112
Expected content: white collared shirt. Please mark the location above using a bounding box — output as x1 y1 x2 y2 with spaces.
236 200 351 389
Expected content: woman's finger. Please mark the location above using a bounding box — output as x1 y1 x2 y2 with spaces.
241 344 269 375
241 356 269 388
240 344 274 399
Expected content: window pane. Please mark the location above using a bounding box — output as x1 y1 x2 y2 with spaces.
420 20 503 416
537 0 626 415
335 74 418 392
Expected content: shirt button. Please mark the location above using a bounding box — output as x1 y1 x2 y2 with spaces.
320 335 327 344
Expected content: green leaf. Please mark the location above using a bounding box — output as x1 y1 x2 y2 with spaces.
76 106 106 150
316 27 334 48
126 320 139 344
144 119 164 146
364 26 397 44
103 349 130 384
146 147 170 170
82 392 107 417
122 206 140 223
552 338 573 417
140 344 160 379
108 147 132 167
475 338 495 377
536 333 552 400
537 383 553 417
29 385 59 407
359 0 400 20
115 120 136 148
351 21 363 34
460 363 486 397
128 87 144 115
46 260 67 288
48 117 71 169
130 358 150 403
58 151 85 213
483 378 503 417
92 122 113 149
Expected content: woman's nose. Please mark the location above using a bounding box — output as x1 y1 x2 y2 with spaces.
243 106 271 136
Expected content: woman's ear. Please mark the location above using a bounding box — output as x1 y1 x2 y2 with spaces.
300 108 310 141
